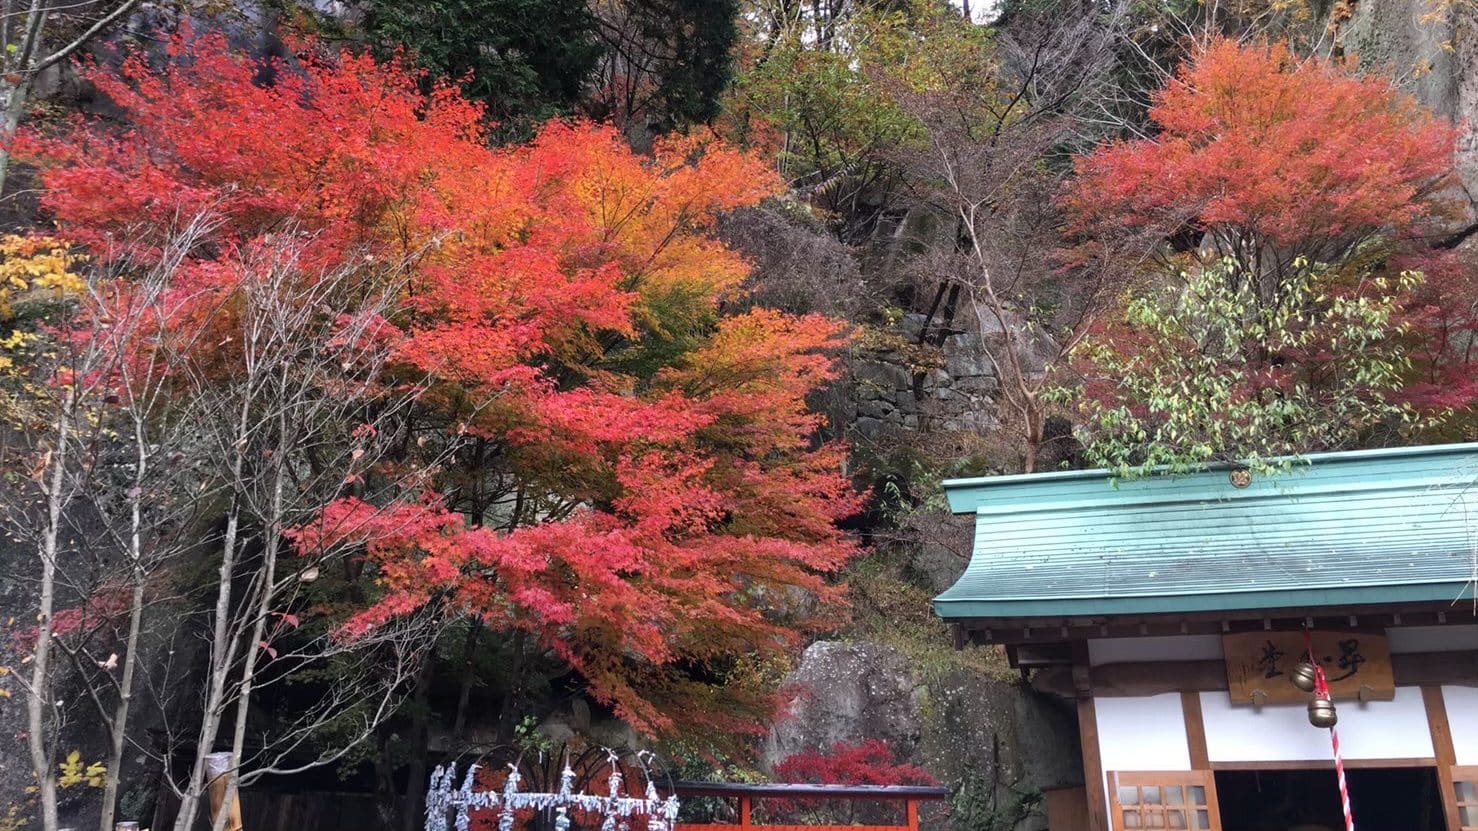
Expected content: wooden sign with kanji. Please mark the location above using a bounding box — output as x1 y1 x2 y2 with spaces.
1223 630 1395 705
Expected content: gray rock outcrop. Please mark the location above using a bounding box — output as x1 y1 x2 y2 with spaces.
766 641 1082 831
1347 0 1478 218
850 314 1003 442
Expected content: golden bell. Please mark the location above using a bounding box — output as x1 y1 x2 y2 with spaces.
1291 659 1318 693
1308 697 1338 728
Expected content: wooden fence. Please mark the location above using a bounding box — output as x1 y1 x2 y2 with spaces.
671 782 951 831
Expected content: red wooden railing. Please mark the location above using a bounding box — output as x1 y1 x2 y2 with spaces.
671 782 950 831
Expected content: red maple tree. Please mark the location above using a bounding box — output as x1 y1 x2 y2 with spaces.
1063 38 1475 441
1393 248 1478 418
25 31 861 738
1066 38 1456 271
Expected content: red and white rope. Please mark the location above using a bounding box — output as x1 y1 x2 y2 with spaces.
1304 628 1355 831
1329 725 1353 831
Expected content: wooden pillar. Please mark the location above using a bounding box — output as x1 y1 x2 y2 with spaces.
1078 698 1110 831
205 752 245 831
1074 643 1110 831
739 794 752 831
1180 692 1210 770
1423 686 1461 831
905 798 920 831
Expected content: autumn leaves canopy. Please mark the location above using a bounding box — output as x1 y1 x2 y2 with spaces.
1063 39 1470 471
24 33 859 737
19 31 1470 737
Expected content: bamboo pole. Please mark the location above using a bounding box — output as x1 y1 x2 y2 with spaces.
204 752 244 831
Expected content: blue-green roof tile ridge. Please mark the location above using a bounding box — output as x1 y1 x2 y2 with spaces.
933 443 1478 619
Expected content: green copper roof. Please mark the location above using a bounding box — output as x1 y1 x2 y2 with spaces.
933 443 1478 620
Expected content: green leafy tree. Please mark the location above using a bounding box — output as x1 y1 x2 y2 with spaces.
1063 258 1421 477
636 0 741 125
727 1 935 222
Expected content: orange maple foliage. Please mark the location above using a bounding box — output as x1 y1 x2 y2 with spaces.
1066 38 1456 265
1063 38 1475 433
25 31 860 738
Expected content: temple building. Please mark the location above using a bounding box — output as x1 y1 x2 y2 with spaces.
934 442 1478 831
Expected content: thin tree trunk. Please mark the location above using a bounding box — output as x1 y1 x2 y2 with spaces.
1023 416 1041 473
172 392 253 831
28 393 72 831
916 283 948 346
450 623 482 737
496 633 528 744
0 0 46 198
214 396 292 831
0 75 33 198
931 284 962 346
400 657 436 831
0 0 140 195
99 574 146 831
171 504 242 831
100 418 151 831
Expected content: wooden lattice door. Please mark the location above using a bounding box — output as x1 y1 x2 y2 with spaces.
1455 766 1478 831
1107 772 1222 831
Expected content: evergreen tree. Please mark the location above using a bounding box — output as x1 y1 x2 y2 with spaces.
364 0 602 133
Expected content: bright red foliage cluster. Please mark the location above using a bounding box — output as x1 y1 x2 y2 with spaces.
1067 39 1456 260
770 739 938 823
26 32 861 737
7 585 132 655
1394 249 1478 415
774 739 937 788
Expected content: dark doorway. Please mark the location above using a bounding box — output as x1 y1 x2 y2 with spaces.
1215 767 1444 831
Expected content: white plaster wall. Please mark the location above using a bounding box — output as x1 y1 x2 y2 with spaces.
1097 693 1192 829
1199 686 1434 762
1386 624 1478 653
1444 686 1478 765
1089 636 1225 666
1096 693 1192 771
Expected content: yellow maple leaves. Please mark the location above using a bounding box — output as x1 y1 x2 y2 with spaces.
0 235 84 373
56 750 106 789
0 234 85 318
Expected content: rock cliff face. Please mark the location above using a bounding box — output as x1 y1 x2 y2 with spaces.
766 641 1081 831
850 313 1001 441
1347 0 1478 218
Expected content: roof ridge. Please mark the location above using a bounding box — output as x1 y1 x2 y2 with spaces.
969 473 1478 516
942 441 1478 492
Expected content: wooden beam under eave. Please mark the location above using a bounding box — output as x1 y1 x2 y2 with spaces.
1393 649 1478 687
954 605 1478 646
1029 650 1478 698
